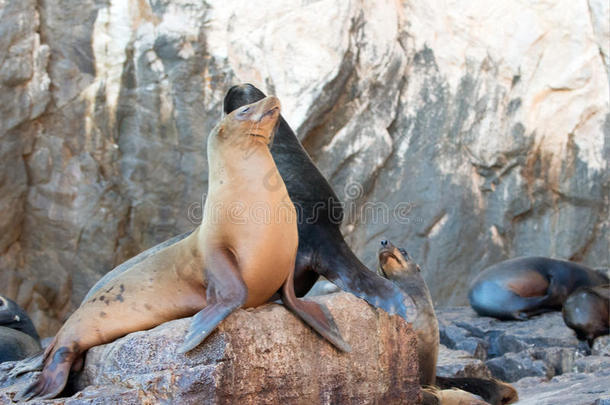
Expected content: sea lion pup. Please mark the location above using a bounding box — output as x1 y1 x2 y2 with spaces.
0 295 41 363
16 96 349 400
377 241 518 405
81 83 415 323
469 257 609 320
562 284 609 346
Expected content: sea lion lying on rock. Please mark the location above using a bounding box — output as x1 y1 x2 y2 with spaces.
14 96 349 400
469 257 608 321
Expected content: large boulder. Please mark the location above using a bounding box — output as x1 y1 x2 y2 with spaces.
0 293 421 404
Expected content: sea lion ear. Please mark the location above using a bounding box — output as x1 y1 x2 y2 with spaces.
211 123 225 140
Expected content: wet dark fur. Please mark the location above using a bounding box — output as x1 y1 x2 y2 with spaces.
469 256 608 320
436 376 519 405
0 295 41 363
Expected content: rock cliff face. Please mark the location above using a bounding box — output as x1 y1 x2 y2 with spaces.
0 0 608 336
0 294 421 404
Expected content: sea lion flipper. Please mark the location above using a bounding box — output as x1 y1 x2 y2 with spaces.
315 237 416 322
280 267 351 352
178 249 248 354
17 344 77 400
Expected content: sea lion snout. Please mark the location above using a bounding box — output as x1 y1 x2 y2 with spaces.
255 96 281 123
235 96 280 122
226 96 281 145
378 240 420 278
377 240 403 277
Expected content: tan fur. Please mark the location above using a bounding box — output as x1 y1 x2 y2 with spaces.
437 388 490 405
202 98 297 307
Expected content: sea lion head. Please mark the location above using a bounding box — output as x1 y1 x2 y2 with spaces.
0 295 40 341
224 83 266 114
377 240 420 280
215 95 281 147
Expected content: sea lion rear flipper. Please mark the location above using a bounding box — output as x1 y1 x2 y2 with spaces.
178 249 247 354
17 344 77 400
280 266 351 352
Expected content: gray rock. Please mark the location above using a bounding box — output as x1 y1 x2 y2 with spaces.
435 345 491 379
437 306 610 401
437 307 581 358
573 356 610 374
486 351 551 382
513 372 610 405
593 335 610 356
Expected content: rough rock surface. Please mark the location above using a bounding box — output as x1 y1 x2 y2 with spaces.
436 306 610 404
435 345 491 379
0 293 420 404
0 0 608 338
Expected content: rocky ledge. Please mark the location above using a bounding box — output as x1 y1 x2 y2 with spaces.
436 307 610 405
0 293 420 404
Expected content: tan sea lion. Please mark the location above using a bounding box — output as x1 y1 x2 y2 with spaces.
16 96 349 400
377 241 518 405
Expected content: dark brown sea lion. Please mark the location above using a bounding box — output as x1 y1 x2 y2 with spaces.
83 83 415 322
469 257 608 321
0 295 41 363
15 96 349 400
377 241 518 405
562 284 609 346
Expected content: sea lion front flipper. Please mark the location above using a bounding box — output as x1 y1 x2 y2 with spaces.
280 266 351 352
178 249 247 354
315 233 416 322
